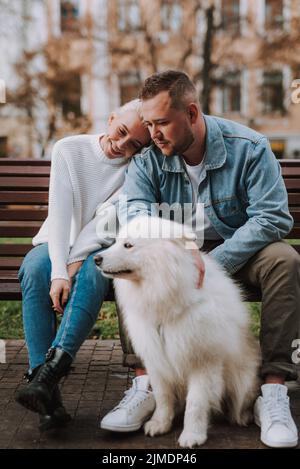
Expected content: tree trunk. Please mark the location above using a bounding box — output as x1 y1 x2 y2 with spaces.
201 6 214 115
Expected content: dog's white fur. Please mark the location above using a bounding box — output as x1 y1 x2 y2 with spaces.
98 216 260 448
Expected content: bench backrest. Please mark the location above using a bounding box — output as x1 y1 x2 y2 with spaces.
0 158 299 300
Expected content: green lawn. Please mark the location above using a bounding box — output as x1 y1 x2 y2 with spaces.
0 300 119 340
0 300 261 340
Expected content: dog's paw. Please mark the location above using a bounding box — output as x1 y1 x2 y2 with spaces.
144 418 171 437
178 430 207 448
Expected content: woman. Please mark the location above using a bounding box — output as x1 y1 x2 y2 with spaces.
15 100 154 431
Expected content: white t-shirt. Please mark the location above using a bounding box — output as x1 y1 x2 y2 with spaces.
185 158 222 246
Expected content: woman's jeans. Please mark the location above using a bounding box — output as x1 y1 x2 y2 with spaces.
18 243 110 371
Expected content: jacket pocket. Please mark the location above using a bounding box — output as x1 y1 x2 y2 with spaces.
210 196 248 228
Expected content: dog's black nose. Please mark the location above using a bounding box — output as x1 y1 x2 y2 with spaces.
94 255 103 267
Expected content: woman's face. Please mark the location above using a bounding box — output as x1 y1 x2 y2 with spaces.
101 110 150 159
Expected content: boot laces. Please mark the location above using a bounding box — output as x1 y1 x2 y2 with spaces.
37 363 57 387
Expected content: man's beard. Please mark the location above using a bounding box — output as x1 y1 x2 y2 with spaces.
161 127 195 157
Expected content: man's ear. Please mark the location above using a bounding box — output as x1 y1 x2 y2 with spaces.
187 103 199 124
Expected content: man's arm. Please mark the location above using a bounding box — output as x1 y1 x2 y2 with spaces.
210 138 294 274
118 155 159 227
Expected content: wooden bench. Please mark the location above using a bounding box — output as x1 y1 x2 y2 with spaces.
0 158 300 302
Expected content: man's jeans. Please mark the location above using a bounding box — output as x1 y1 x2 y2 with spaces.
18 243 110 371
119 240 300 381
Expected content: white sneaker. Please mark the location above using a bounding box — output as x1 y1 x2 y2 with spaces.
254 383 298 448
100 375 156 432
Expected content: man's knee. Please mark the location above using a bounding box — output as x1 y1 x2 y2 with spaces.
260 242 300 274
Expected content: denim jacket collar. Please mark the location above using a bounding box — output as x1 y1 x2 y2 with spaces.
161 114 227 173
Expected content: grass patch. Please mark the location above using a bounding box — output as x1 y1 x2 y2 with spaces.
0 300 261 341
0 238 32 244
0 300 119 340
247 302 261 338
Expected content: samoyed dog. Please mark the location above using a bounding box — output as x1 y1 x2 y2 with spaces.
94 216 260 448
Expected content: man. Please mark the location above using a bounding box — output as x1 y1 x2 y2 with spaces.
101 70 300 448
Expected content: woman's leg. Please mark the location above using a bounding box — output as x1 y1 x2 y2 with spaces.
51 249 110 356
18 243 56 371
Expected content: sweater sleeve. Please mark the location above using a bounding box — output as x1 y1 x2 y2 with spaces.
48 142 73 281
67 202 117 264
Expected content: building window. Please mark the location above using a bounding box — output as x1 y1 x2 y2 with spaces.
222 71 241 113
262 71 284 113
270 140 285 159
60 74 82 118
0 136 8 158
118 0 141 32
265 0 284 29
119 73 141 105
61 0 79 33
221 0 240 34
161 0 182 32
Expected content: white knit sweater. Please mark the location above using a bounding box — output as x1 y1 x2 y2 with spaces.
32 134 129 281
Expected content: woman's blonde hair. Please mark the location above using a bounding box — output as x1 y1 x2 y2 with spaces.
114 99 142 119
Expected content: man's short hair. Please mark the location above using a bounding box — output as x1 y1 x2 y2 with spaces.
139 70 198 110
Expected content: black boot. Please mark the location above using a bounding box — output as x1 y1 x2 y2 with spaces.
19 365 71 431
16 348 72 418
38 385 71 432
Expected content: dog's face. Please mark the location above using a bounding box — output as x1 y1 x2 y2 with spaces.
95 235 154 281
94 216 196 282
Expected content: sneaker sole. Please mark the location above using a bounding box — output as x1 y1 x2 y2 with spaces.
254 414 298 448
100 421 144 432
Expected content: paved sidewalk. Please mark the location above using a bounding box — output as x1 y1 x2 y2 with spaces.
0 340 299 449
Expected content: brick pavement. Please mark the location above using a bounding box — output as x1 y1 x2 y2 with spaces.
0 340 299 449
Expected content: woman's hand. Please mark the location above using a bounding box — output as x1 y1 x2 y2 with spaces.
50 262 83 314
50 279 71 315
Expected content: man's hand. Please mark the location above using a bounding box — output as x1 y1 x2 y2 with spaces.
67 261 83 282
190 243 205 288
50 279 71 315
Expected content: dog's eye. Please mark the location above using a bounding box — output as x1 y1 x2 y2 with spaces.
124 242 133 249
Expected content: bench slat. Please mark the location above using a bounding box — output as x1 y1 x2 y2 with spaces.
291 208 300 222
0 245 32 256
0 283 21 300
0 221 42 237
0 159 50 166
279 159 300 167
0 177 49 190
0 209 48 221
0 258 23 269
0 166 50 176
284 179 300 191
0 191 48 204
287 193 300 206
289 226 300 238
281 167 300 177
0 270 19 282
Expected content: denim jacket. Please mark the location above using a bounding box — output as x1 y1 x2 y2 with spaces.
119 114 293 274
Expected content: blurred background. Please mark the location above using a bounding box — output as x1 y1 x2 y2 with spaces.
0 0 300 160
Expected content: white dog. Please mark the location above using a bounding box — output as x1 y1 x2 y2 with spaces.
95 216 260 448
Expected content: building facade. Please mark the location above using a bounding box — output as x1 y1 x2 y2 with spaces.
0 0 299 159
